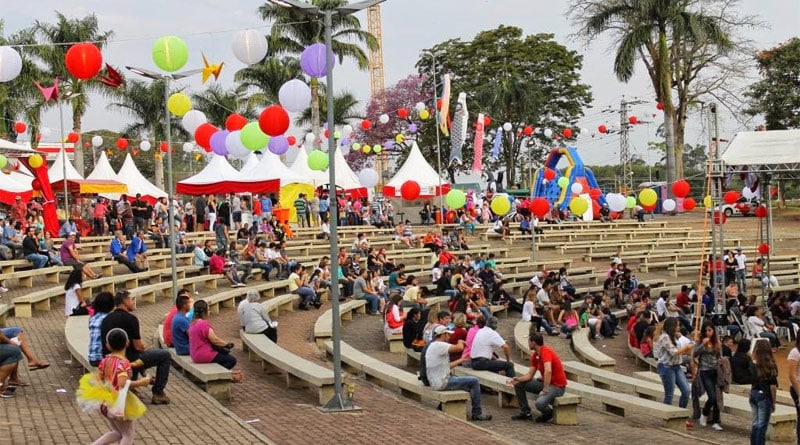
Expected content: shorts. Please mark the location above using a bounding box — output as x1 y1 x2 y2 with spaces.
64 259 84 271
0 327 20 338
233 211 242 223
0 343 22 366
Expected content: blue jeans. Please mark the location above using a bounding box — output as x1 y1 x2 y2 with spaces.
25 253 48 269
513 378 566 416
657 363 690 408
359 293 380 313
445 376 483 417
736 269 747 294
749 388 771 445
294 287 318 307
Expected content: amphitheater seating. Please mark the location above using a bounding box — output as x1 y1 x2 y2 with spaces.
156 324 232 401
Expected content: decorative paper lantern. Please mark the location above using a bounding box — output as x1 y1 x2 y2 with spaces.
167 92 192 116
483 116 492 127
758 243 770 255
395 134 405 144
672 179 690 198
182 110 207 134
662 199 676 212
300 43 331 78
531 197 550 218
491 196 511 215
401 180 421 200
361 119 372 130
543 168 556 181
414 102 426 112
308 150 329 171
378 114 390 124
523 126 533 136
397 108 409 119
628 116 638 124
90 135 103 147
445 189 466 209
683 197 697 211
231 29 268 65
656 102 664 110
116 138 129 150
703 195 713 208
723 190 740 205
0 46 22 82
240 122 268 150
419 109 430 120
278 79 312 113
151 36 189 72
287 135 296 146
373 145 382 154
31 178 41 191
267 135 289 155
210 130 230 156
226 131 249 159
182 142 194 153
194 123 218 150
160 141 169 153
543 128 553 138
64 43 103 80
340 137 351 146
503 122 512 132
0 154 7 169
570 183 583 194
258 105 290 137
754 205 768 218
224 113 247 132
28 154 44 169
67 132 80 143
625 196 636 209
639 188 657 206
351 142 361 152
563 128 573 138
362 145 371 154
713 210 727 224
357 168 379 188
140 141 151 151
13 122 26 134
598 125 607 134
557 177 569 188
569 197 588 215
332 131 341 140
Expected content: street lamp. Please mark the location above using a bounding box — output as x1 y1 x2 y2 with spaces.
125 66 202 298
265 0 386 413
420 50 446 222
58 91 82 220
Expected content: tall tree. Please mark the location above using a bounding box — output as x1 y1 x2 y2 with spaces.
415 27 592 185
234 56 303 109
32 12 113 176
257 0 377 140
294 90 361 128
745 38 800 130
572 0 733 185
191 84 256 128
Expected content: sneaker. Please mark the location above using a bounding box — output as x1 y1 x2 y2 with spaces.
699 414 707 427
712 423 723 431
535 412 553 423
151 393 171 405
595 335 604 341
511 412 532 421
236 283 247 288
0 286 7 293
471 413 492 421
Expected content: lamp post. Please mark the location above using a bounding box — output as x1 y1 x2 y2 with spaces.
266 0 386 413
125 66 201 298
421 50 446 222
58 91 82 220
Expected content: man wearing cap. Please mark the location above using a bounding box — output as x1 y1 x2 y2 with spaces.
509 330 568 423
11 196 26 225
425 324 492 421
734 246 747 294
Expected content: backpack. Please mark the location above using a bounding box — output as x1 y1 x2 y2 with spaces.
418 343 431 387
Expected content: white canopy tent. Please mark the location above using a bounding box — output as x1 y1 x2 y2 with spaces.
322 146 366 197
86 151 119 182
383 141 450 198
115 154 166 202
48 149 83 183
289 146 328 186
177 154 279 195
721 129 800 177
241 152 260 173
241 151 311 185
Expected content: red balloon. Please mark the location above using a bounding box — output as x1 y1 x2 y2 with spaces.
116 138 128 150
225 114 247 131
754 205 768 218
642 203 656 212
13 122 26 134
628 116 638 124
598 125 607 134
436 99 442 110
400 180 421 200
672 179 690 198
713 210 727 225
683 197 697 211
445 210 457 223
194 123 218 150
758 243 770 255
543 168 556 181
656 102 664 110
160 141 169 153
258 105 290 137
563 128 573 138
65 42 103 80
483 116 491 127
397 108 409 119
31 178 41 191
67 132 79 143
531 197 550 218
589 188 601 200
723 190 740 205
360 119 372 131
523 126 533 136
287 135 297 146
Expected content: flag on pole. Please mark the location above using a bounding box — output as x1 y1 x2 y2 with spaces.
492 127 502 160
472 113 484 173
449 92 467 165
438 74 451 137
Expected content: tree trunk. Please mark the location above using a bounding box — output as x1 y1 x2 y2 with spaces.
72 113 84 177
310 78 320 149
154 154 164 190
658 29 677 193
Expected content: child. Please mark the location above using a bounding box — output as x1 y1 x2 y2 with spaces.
77 328 149 445
640 326 655 358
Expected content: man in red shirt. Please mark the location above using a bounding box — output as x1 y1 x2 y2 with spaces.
11 196 26 225
508 330 568 423
676 285 690 314
162 288 192 347
92 198 108 236
438 245 456 267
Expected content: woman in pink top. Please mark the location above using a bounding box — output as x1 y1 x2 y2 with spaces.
461 321 482 364
188 301 237 369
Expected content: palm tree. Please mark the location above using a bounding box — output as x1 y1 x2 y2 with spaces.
191 84 256 128
295 90 361 129
583 0 730 191
258 0 378 139
234 56 303 109
0 23 46 143
32 12 113 175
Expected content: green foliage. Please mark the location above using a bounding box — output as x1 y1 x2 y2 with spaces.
234 56 303 109
745 38 800 130
294 90 362 129
191 84 256 128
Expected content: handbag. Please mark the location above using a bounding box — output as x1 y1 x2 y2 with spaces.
72 304 89 316
107 379 130 420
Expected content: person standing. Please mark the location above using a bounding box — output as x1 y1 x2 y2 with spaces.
92 198 108 236
509 330 568 423
786 334 800 442
184 199 195 233
694 321 723 431
749 340 778 445
734 246 747 295
654 318 694 410
194 195 206 233
318 194 329 224
293 194 307 228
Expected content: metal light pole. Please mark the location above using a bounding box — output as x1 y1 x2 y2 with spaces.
426 50 445 220
267 0 386 413
126 66 201 297
58 92 82 220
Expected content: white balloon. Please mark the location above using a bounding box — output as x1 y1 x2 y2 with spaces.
278 79 311 113
414 102 426 112
40 127 52 138
342 125 353 136
140 141 151 151
607 193 627 212
91 135 103 147
379 114 390 124
544 128 554 138
231 29 268 65
742 186 755 200
570 183 583 194
305 133 316 144
226 130 249 159
357 168 379 188
0 46 22 82
662 198 676 212
502 122 512 132
182 110 207 134
182 142 194 153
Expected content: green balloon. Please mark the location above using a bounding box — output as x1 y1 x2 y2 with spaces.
351 142 361 151
445 189 466 209
152 36 188 72
308 150 329 171
625 196 636 209
240 122 269 150
557 177 569 188
0 154 7 169
373 145 382 154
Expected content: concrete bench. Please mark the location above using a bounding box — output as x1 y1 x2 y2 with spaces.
64 315 94 371
570 328 616 370
0 265 72 288
263 293 300 319
241 330 334 405
627 335 658 370
514 321 532 358
133 273 225 304
634 371 795 407
384 296 450 353
324 340 470 419
0 259 33 274
155 324 232 401
0 304 9 327
313 300 367 347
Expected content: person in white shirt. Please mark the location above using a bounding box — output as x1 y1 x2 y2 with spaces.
238 289 278 342
655 291 668 321
734 246 747 294
470 316 515 377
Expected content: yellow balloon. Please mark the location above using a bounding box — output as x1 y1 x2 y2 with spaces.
395 134 405 143
28 153 43 169
362 144 371 154
638 188 657 206
703 195 712 208
569 197 589 215
419 109 430 120
490 196 510 215
167 93 192 116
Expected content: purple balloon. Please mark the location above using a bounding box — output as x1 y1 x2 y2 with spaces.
340 137 351 146
268 135 289 155
300 43 333 78
384 140 395 150
408 124 418 133
210 130 230 156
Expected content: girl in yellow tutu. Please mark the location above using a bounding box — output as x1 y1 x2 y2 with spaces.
76 328 150 445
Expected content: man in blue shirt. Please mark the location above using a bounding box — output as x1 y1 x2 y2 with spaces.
318 194 330 223
126 230 148 266
110 230 141 273
171 293 192 355
260 194 272 222
2 221 23 258
58 218 79 241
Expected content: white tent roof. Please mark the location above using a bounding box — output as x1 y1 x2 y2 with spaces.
0 139 36 154
289 145 328 186
48 149 83 183
325 146 364 192
116 154 166 199
185 154 241 185
0 171 32 193
242 151 311 185
241 152 260 173
86 151 119 182
721 130 800 175
384 141 449 197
